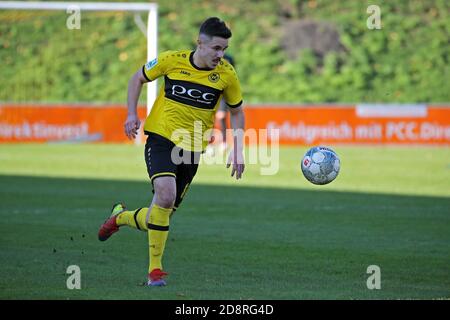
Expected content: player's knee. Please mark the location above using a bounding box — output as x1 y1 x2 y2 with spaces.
159 197 175 209
155 191 176 208
153 176 176 208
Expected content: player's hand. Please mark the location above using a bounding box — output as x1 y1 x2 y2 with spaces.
124 114 141 140
226 148 245 180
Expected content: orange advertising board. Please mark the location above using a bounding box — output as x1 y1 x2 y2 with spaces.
0 103 449 145
245 104 450 145
0 104 147 143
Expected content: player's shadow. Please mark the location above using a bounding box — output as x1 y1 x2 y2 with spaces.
1 174 449 299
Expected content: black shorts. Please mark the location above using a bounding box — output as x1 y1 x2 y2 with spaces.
144 132 200 209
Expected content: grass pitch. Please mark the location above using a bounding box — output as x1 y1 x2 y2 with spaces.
0 144 449 299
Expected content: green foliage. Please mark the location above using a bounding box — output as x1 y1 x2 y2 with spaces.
0 0 449 103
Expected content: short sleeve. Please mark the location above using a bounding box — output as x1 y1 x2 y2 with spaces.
223 71 243 108
142 51 174 82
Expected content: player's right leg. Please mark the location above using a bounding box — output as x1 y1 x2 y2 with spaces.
143 134 200 286
147 176 176 286
146 150 200 286
143 133 178 286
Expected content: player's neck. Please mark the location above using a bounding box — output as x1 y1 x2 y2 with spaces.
192 50 211 70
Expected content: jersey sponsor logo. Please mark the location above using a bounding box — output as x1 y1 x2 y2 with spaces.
208 72 220 83
164 76 222 109
145 58 158 70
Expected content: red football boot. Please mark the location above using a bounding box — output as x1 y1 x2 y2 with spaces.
98 203 126 241
148 268 168 286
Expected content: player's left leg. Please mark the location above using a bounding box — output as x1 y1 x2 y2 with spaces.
98 201 154 241
115 195 158 232
98 203 127 241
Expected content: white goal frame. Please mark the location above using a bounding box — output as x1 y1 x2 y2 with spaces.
0 1 158 115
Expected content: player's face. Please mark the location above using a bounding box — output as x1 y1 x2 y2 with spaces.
198 35 229 69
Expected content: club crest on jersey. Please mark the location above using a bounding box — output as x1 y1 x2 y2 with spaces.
145 58 158 70
208 72 220 83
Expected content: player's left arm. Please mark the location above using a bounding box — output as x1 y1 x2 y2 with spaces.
227 105 246 179
223 67 245 179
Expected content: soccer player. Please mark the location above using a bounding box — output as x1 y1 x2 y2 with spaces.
98 17 245 286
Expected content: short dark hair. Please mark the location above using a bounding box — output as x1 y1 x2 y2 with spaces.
199 17 232 39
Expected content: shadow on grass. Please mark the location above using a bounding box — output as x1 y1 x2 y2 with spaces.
0 174 449 299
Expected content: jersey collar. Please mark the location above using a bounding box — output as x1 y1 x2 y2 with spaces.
189 51 215 71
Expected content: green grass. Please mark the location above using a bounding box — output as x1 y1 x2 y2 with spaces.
0 144 449 299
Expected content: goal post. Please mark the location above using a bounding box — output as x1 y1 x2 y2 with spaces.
0 1 158 115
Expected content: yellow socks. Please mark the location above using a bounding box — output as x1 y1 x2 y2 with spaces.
147 204 172 273
115 204 172 273
116 207 148 231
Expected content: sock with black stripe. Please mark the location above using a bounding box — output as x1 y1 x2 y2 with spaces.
116 207 149 231
148 204 172 272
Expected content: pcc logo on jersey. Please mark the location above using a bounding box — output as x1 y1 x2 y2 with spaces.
164 77 222 109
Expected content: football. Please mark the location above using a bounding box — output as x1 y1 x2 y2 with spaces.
301 146 340 185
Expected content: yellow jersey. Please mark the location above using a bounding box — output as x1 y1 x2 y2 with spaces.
142 50 243 152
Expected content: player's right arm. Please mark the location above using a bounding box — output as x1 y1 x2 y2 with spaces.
125 52 173 139
125 68 148 140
